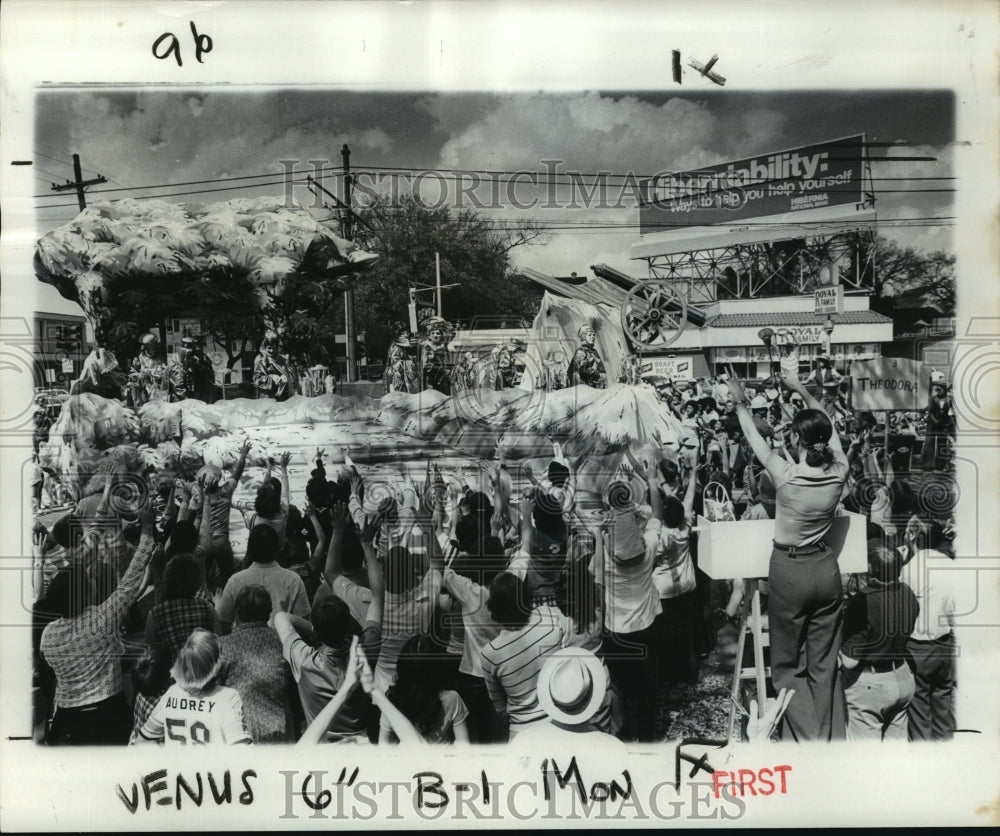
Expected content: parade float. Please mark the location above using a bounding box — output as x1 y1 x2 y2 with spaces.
34 196 381 494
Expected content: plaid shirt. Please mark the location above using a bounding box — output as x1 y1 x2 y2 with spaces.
41 533 154 709
148 598 217 655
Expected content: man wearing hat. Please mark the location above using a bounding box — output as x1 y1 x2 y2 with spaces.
127 332 167 408
509 647 622 746
168 335 216 402
566 324 607 389
804 353 842 391
253 330 295 401
749 393 775 441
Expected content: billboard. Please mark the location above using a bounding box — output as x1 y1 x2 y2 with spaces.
639 135 865 234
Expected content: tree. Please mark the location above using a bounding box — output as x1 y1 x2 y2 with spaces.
347 195 547 358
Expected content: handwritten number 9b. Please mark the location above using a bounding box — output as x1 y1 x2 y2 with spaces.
165 717 211 744
153 21 213 67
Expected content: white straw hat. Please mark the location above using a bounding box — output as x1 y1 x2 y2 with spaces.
536 647 607 725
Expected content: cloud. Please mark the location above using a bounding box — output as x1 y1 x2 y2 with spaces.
433 91 721 175
49 91 396 212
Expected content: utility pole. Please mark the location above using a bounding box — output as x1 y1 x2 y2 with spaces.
50 153 107 211
341 143 357 384
436 252 442 317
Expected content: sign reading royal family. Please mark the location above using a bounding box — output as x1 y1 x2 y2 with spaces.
639 135 865 233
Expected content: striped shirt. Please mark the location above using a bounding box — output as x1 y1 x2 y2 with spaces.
765 450 849 547
374 568 442 692
481 608 564 728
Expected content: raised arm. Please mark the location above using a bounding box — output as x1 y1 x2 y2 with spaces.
356 642 423 745
278 451 291 507
683 446 699 520
361 527 386 631
298 636 362 745
518 489 535 557
97 500 157 630
726 366 773 467
305 506 328 576
231 438 251 485
323 501 350 587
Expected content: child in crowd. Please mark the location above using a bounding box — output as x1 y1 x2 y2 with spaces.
134 628 251 745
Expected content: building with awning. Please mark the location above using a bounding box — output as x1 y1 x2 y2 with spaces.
515 266 892 384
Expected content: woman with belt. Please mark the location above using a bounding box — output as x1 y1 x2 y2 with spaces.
727 363 849 741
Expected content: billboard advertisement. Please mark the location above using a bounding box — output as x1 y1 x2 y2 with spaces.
639 135 865 234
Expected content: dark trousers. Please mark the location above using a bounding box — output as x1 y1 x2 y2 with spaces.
907 633 957 741
46 692 132 745
768 545 843 742
456 672 506 743
656 591 699 684
602 624 659 742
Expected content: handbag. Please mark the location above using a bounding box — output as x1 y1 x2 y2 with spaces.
703 481 736 523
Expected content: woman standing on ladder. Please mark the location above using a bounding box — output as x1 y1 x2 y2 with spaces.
726 360 849 741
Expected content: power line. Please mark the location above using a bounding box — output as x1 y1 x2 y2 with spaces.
26 160 956 201
34 166 71 182
34 177 311 208
33 149 77 170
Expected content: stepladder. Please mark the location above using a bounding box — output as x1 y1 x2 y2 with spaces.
728 577 770 741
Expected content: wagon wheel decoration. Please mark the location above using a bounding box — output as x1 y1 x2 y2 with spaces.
620 280 688 350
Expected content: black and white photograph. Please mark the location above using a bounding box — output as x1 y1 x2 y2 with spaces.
1 0 998 829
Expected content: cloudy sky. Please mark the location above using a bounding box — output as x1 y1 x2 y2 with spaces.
34 88 954 285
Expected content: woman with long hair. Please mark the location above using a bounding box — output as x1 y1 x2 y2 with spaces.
727 362 850 741
380 635 470 744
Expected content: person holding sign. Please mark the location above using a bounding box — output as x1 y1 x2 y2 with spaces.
727 360 849 742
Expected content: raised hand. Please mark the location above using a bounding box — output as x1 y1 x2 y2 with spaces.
360 512 383 544
137 494 155 533
726 365 746 403
278 451 292 469
329 500 350 531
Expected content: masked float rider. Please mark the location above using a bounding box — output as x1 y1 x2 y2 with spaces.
567 324 607 389
253 330 295 401
384 323 419 394
127 332 167 408
421 317 451 395
492 338 523 390
168 336 216 403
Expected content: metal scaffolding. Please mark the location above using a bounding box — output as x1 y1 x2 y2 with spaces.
641 229 878 304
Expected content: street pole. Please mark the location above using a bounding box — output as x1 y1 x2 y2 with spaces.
342 143 356 384
436 251 442 317
50 153 107 212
